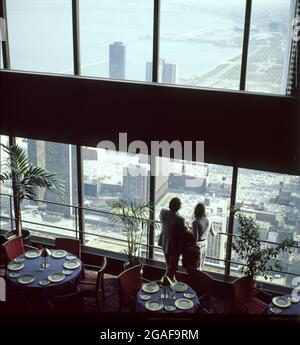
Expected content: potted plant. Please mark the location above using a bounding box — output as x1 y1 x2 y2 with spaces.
0 144 64 241
107 199 154 269
232 209 297 284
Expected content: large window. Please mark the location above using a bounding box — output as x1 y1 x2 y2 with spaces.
82 147 150 253
7 0 73 74
2 0 297 94
80 0 153 81
2 134 300 289
159 0 245 89
246 0 294 94
154 157 233 273
0 135 14 231
232 168 300 288
15 137 78 239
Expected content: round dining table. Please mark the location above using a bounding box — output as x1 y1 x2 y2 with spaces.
267 294 300 315
6 249 83 299
135 281 199 313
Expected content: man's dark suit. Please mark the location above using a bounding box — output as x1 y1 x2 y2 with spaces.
158 209 186 279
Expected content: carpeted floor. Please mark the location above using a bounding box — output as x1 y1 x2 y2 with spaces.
84 274 121 313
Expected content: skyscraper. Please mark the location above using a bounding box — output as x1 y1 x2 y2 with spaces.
145 59 177 83
122 165 148 205
162 61 177 84
109 41 125 80
27 139 77 218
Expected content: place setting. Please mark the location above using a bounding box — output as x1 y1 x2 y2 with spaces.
25 249 42 259
269 295 300 314
139 277 196 313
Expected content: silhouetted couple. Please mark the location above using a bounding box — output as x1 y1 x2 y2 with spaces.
158 197 217 280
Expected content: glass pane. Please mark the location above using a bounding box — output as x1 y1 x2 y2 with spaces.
0 135 14 231
154 158 233 274
82 147 150 253
246 0 294 94
7 0 73 74
159 0 245 90
0 44 3 69
15 137 78 239
80 0 153 81
233 168 300 287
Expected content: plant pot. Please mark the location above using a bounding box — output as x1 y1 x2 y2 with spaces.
123 259 142 271
4 229 31 245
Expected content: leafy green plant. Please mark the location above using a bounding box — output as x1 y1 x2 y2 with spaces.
232 209 297 281
107 200 154 268
0 144 65 237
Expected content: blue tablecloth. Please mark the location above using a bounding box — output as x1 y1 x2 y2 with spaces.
136 281 199 313
6 251 83 298
267 295 300 315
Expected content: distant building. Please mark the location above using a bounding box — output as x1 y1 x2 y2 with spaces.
27 140 77 218
122 165 148 204
146 59 177 83
162 61 177 84
84 178 101 198
109 42 125 79
83 147 97 161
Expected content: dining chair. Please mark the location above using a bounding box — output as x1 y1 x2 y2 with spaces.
186 267 214 312
78 256 107 312
48 288 85 314
118 265 142 312
2 236 25 263
0 235 6 277
55 237 81 258
230 276 270 314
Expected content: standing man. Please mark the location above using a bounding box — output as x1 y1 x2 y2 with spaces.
158 197 187 280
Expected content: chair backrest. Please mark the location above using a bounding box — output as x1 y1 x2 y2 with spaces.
51 289 84 314
55 237 81 258
232 276 253 303
2 236 25 262
118 265 142 309
187 268 214 296
96 256 107 292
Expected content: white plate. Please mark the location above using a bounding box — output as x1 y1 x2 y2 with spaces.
142 283 160 294
39 279 50 286
175 298 194 310
145 300 164 311
14 256 25 263
270 306 282 314
66 255 76 260
62 269 73 275
7 262 25 271
172 282 188 293
48 272 66 283
140 294 151 301
63 260 81 270
272 296 291 308
164 305 176 312
17 274 35 284
25 250 41 259
9 272 21 278
51 250 68 259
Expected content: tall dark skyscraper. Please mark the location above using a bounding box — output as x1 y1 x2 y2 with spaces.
146 59 177 83
109 41 125 80
122 165 148 205
27 140 77 218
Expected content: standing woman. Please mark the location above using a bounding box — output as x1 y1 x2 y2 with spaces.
192 203 217 270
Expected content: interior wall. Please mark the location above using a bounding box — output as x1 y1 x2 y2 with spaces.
0 70 299 174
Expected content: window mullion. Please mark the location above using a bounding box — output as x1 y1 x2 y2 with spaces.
239 0 252 91
152 0 161 82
